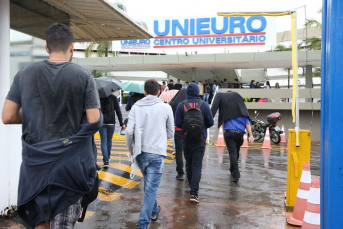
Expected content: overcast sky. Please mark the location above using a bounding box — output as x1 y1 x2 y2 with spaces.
112 0 322 32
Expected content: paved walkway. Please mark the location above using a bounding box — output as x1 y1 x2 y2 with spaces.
0 138 320 229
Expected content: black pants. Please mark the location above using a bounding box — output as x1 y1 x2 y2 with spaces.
174 130 184 175
183 141 206 196
224 131 244 179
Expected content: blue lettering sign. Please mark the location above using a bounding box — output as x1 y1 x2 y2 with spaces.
190 19 195 35
242 36 249 42
154 20 170 36
247 16 266 32
212 17 228 34
197 18 210 35
229 17 245 33
259 35 266 42
172 19 188 36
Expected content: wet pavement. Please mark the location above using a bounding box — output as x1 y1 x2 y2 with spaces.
0 140 320 229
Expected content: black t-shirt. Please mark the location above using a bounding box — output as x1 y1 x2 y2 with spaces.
167 83 174 90
174 83 182 90
6 60 100 144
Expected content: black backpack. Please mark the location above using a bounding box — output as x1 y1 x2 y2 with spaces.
182 101 204 143
78 173 99 222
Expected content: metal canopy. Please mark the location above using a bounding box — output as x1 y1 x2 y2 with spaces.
10 0 154 42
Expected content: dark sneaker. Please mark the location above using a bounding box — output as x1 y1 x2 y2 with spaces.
232 178 239 183
176 174 184 180
103 162 109 168
190 195 199 203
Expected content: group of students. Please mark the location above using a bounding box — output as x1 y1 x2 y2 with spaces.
121 80 254 228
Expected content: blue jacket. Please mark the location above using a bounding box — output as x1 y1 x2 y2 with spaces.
17 113 103 227
175 83 214 143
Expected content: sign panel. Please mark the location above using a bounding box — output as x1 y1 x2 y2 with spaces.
113 16 276 50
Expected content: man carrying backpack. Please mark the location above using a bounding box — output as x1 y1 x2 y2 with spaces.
175 83 214 203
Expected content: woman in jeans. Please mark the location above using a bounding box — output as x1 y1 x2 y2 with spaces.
99 94 125 167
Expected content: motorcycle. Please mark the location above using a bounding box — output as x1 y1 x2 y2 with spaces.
251 111 283 144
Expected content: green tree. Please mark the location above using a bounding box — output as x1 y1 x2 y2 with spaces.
85 41 112 58
312 68 321 77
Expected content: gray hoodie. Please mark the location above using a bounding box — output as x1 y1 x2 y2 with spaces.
126 95 174 160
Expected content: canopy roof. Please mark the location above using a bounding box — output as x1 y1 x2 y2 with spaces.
10 0 153 42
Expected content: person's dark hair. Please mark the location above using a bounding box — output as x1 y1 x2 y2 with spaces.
46 23 75 53
234 78 238 82
224 78 227 82
214 80 217 83
162 81 165 84
266 81 270 86
169 79 173 83
185 81 189 83
145 79 160 95
192 80 195 83
250 80 255 85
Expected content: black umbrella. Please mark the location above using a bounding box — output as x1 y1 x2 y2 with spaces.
169 88 187 116
95 77 122 98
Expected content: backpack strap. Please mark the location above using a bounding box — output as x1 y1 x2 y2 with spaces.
196 100 204 109
182 100 192 110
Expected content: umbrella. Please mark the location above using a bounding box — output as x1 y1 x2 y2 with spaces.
169 88 187 115
95 77 122 98
159 89 179 103
122 82 145 94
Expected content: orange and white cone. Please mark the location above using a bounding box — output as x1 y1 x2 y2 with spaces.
240 148 248 169
261 128 272 149
241 132 250 148
215 126 226 147
286 163 312 226
285 140 289 151
280 125 287 143
262 149 271 168
302 177 320 229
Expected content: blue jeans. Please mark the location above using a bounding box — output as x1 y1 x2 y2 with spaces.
136 152 164 229
204 93 210 103
183 141 206 196
99 125 115 162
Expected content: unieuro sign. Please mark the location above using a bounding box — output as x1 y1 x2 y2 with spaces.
154 17 266 36
116 16 276 50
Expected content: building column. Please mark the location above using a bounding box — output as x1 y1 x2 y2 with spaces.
0 0 11 214
192 67 196 82
0 0 22 215
322 0 343 227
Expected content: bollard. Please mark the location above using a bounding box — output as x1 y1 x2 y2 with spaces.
285 129 311 211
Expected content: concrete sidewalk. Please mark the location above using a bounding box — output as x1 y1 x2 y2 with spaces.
0 142 320 228
73 142 319 229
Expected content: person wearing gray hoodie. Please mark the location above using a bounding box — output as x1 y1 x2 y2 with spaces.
126 79 174 229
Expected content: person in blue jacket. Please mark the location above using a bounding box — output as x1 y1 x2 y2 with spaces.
175 83 214 203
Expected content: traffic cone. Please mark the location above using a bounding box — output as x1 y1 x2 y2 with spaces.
262 149 271 168
240 148 248 169
280 125 287 143
302 177 320 229
215 126 226 147
261 128 272 149
241 132 250 148
286 163 312 226
285 140 289 151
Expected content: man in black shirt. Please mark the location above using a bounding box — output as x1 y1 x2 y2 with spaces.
2 23 100 228
174 79 182 90
233 78 239 88
221 78 228 88
167 79 174 90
